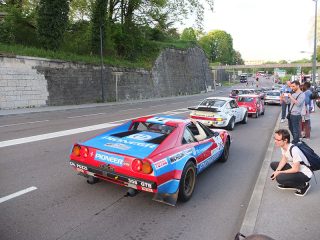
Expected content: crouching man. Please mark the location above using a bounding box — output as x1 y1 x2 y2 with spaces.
270 129 312 196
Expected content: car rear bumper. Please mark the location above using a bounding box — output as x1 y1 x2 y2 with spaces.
265 99 280 104
190 115 227 127
70 160 157 193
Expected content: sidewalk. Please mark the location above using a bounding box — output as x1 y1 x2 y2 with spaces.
240 110 320 240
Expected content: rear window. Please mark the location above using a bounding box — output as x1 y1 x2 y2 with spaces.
199 99 226 108
238 97 254 102
266 91 280 96
130 122 175 135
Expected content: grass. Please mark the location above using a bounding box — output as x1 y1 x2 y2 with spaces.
222 81 237 86
0 40 197 69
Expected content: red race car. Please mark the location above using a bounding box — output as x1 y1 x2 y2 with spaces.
236 94 265 118
69 115 231 206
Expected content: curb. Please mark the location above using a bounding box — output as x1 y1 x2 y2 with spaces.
239 112 281 235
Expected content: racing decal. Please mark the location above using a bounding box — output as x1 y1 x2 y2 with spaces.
104 143 131 150
197 151 222 173
147 115 187 124
169 148 194 164
194 142 213 157
94 151 124 167
70 162 88 171
101 136 157 149
154 158 168 170
125 131 162 141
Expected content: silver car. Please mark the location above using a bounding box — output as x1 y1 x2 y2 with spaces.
264 90 281 105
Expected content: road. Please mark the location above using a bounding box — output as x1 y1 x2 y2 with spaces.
0 78 281 240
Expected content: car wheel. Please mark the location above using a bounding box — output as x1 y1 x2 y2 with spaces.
178 161 196 202
241 112 248 124
218 138 230 163
226 117 235 130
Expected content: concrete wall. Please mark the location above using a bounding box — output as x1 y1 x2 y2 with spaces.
0 46 213 109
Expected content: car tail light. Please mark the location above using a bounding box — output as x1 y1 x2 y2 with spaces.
132 159 153 174
81 146 89 158
213 117 223 121
132 159 143 172
72 145 88 158
142 161 153 174
72 145 81 156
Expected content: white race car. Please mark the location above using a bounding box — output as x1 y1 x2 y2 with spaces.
189 97 248 130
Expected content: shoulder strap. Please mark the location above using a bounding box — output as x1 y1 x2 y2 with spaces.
289 145 294 157
289 93 302 112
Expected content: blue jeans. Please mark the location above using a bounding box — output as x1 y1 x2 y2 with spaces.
281 102 290 119
288 114 302 144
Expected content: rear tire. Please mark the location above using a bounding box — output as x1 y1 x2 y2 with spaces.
241 112 248 124
218 138 230 163
178 161 196 202
226 117 235 130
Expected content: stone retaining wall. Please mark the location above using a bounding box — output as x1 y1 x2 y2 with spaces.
0 47 213 109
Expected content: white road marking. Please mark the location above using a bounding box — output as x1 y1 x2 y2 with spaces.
67 113 106 119
0 186 37 204
118 108 143 112
0 108 189 148
0 123 118 148
0 120 49 128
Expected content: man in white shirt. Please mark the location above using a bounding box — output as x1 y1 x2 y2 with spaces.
270 129 312 196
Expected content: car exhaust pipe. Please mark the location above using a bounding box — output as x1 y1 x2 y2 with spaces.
125 188 139 197
87 176 100 184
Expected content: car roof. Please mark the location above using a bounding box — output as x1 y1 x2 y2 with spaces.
204 96 233 101
237 94 259 98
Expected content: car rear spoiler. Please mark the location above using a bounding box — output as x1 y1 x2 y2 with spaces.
188 106 220 112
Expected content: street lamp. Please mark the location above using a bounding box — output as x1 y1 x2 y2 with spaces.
312 0 318 86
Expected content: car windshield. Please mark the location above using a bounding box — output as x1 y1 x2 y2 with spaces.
199 99 226 108
238 97 254 102
266 91 280 96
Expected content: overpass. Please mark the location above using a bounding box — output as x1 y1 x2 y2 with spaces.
211 62 320 70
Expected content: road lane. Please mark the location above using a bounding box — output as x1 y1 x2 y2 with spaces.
0 79 281 239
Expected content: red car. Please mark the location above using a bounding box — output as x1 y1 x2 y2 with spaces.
69 115 231 206
236 94 265 118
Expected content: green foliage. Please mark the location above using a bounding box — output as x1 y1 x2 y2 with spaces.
199 30 234 64
180 27 197 42
37 0 70 50
0 5 38 46
90 0 107 54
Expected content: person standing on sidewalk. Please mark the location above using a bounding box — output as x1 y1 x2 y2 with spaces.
301 82 311 139
280 81 292 123
270 129 312 196
287 81 305 144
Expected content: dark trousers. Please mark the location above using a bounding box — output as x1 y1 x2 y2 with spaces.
288 114 302 144
281 102 290 119
270 162 310 189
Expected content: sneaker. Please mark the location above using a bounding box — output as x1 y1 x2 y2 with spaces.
277 184 296 190
280 119 285 123
295 183 310 197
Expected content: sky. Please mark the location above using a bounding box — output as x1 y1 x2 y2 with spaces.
184 0 318 62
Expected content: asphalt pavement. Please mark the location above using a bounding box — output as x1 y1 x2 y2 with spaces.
240 108 320 240
3 83 318 240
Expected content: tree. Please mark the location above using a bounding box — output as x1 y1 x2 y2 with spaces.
37 0 70 50
90 0 107 54
180 27 197 41
198 30 234 64
232 50 244 65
